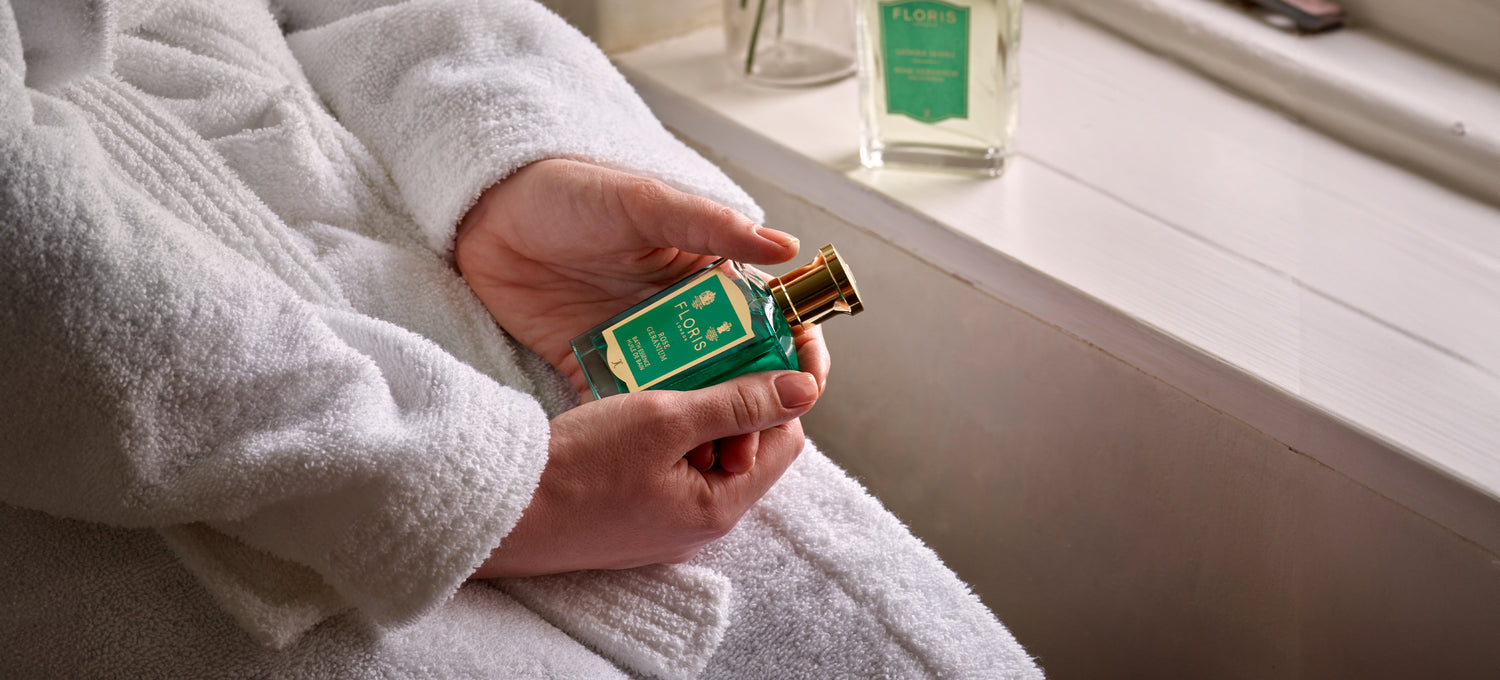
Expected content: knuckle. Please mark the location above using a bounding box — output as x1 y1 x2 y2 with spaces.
634 390 674 421
754 421 806 473
628 392 684 442
619 177 674 224
713 204 747 227
780 417 805 442
706 515 739 541
728 382 765 433
690 497 737 537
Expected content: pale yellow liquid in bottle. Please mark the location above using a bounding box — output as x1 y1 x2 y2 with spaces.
857 0 1021 175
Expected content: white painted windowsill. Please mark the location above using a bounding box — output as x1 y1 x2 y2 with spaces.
612 3 1500 553
1047 0 1500 208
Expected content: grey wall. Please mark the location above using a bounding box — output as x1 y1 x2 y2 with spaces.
722 167 1500 679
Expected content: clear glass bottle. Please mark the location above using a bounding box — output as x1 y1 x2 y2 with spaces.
571 244 862 400
856 0 1022 175
724 0 858 86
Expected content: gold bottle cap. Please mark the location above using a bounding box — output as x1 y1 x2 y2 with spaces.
769 243 863 330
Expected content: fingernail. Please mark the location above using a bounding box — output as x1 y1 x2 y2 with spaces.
775 372 819 409
756 226 799 249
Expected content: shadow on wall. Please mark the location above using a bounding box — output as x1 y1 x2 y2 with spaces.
722 165 1500 680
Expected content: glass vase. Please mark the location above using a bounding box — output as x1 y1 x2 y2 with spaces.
724 0 858 86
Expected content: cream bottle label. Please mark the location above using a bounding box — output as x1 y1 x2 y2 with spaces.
879 0 970 123
602 270 754 392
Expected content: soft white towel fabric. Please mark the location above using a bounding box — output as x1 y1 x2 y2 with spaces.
500 565 734 680
0 0 1042 677
8 0 112 89
693 449 1041 679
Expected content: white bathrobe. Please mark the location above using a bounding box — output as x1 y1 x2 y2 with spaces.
0 0 1041 677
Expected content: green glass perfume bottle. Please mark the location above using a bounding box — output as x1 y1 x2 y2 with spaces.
571 243 862 400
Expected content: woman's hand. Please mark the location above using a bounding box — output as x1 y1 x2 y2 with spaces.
471 370 817 578
454 159 830 398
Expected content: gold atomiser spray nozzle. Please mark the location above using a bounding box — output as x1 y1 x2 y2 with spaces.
769 244 863 330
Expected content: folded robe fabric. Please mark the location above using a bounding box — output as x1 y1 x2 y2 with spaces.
0 0 1042 677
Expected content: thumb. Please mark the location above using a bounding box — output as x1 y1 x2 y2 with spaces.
606 171 800 265
661 371 820 448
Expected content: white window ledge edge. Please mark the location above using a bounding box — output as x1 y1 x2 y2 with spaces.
1046 0 1500 208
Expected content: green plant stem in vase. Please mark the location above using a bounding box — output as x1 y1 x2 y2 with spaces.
726 0 856 86
744 0 774 75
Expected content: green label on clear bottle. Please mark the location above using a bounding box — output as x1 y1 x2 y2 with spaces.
602 270 754 392
879 0 970 124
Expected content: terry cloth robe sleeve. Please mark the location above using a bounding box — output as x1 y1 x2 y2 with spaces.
0 5 551 648
276 0 762 256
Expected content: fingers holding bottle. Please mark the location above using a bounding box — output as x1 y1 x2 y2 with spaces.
602 171 798 267
792 324 830 393
472 370 819 579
